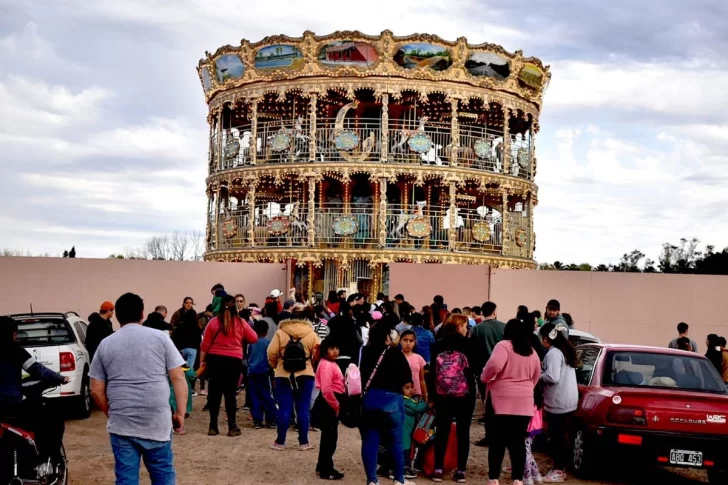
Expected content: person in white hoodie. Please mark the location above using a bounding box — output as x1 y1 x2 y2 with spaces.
538 322 578 483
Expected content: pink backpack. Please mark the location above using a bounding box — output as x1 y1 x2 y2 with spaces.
345 363 362 396
435 350 470 397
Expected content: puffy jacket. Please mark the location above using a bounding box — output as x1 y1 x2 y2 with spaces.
267 319 320 379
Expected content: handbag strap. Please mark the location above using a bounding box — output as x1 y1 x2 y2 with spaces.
363 348 388 395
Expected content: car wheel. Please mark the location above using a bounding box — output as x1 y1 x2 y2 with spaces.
75 373 91 419
572 428 595 478
708 468 727 484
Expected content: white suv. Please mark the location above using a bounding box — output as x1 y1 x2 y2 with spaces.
10 312 92 418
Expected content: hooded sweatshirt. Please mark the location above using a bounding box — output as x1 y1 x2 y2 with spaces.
267 319 320 379
541 346 578 414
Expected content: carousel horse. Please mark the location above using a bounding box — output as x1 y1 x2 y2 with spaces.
285 202 308 243
420 144 443 165
389 201 426 239
292 116 310 160
391 117 429 154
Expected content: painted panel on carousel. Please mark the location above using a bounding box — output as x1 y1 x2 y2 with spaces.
318 41 380 66
255 45 305 70
201 67 212 92
394 44 452 71
215 54 245 83
518 64 544 89
465 52 510 80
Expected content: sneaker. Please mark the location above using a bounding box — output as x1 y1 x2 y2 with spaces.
253 422 263 429
310 426 319 432
431 470 443 482
299 443 313 451
270 442 285 451
454 471 466 483
514 481 524 485
191 391 198 397
200 389 208 396
533 475 544 484
487 480 499 485
227 427 242 437
394 481 416 485
405 469 418 479
207 428 219 436
367 482 378 485
542 471 565 483
319 470 345 480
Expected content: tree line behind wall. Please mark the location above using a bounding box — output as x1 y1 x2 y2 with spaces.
539 238 728 275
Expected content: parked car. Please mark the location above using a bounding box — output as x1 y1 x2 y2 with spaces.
569 328 600 347
572 344 728 483
8 312 92 418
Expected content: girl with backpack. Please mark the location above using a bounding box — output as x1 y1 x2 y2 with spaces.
266 315 320 451
429 314 478 483
481 319 541 485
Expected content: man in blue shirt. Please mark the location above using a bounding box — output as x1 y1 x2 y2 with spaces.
410 313 435 365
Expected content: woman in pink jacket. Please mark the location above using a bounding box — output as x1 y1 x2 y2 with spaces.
199 295 258 436
481 319 541 485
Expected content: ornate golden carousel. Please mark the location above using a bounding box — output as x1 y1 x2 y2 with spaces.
198 31 549 298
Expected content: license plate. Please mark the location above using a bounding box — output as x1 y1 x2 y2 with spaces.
669 449 703 467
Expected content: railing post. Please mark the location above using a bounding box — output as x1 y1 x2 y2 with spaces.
527 193 534 259
309 93 318 163
448 179 457 250
381 93 389 163
529 121 535 180
378 177 387 248
214 189 221 250
501 192 509 256
307 175 316 247
450 99 459 167
502 106 511 175
217 108 223 171
250 98 258 166
248 182 256 247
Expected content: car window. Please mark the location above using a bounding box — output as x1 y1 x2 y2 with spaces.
15 319 76 347
73 321 87 345
602 351 727 394
575 347 600 386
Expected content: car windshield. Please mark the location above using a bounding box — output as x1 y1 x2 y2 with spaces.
15 319 75 347
602 351 727 394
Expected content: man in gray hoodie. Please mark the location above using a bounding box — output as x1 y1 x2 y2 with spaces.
545 299 569 336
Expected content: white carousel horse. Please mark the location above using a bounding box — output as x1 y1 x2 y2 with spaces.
284 202 308 243
389 201 426 239
443 207 465 230
391 117 429 154
420 144 443 165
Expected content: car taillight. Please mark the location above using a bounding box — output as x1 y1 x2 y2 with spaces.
59 352 75 372
607 405 646 425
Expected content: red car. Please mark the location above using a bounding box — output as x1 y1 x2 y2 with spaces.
572 344 728 483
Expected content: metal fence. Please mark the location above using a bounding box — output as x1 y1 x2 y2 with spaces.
315 118 382 163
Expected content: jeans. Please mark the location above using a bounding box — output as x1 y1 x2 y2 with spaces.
180 348 197 369
248 373 278 424
275 376 314 445
488 414 531 480
313 394 340 474
206 355 242 431
545 411 573 471
433 395 475 472
360 388 405 484
110 434 175 485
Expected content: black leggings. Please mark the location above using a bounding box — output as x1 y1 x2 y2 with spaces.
545 411 572 471
488 414 531 481
206 355 242 431
313 394 340 474
433 395 475 472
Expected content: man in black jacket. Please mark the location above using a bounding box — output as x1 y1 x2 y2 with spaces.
85 301 115 362
142 306 172 333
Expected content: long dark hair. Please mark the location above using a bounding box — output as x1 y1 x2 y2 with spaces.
504 318 534 357
539 322 577 367
706 334 723 372
220 295 237 335
327 291 338 304
516 305 530 321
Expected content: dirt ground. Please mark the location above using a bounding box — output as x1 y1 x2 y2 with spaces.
64 394 708 485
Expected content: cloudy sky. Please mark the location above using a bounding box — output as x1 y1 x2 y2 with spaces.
1 0 727 265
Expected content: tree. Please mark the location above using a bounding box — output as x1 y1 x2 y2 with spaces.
695 246 728 275
614 250 645 272
595 264 610 272
63 250 69 258
659 238 701 273
68 246 76 258
128 231 205 261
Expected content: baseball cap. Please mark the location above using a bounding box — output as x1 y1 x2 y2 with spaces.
270 289 282 298
100 301 115 312
546 299 561 311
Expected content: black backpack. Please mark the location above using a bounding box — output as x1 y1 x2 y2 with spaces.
282 334 308 373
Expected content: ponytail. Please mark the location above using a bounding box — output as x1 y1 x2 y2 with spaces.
540 322 577 368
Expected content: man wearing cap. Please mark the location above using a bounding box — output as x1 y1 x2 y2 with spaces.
545 299 569 335
86 301 115 362
269 289 284 315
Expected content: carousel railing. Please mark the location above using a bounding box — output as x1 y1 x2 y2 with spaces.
316 202 379 248
215 210 250 250
453 209 504 252
209 119 533 180
252 202 310 248
384 204 450 251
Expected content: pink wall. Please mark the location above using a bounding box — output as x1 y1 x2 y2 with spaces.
387 264 728 348
0 257 286 328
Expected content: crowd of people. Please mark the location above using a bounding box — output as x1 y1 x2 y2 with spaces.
668 321 728 383
78 286 584 485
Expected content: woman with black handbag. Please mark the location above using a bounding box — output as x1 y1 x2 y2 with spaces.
359 318 413 485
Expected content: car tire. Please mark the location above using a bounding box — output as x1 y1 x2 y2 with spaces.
572 428 595 478
708 468 727 484
74 373 91 419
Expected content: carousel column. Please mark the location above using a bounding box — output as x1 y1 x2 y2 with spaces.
501 192 509 256
211 191 219 252
378 177 388 248
207 113 215 174
307 176 316 247
216 108 223 171
250 98 259 165
248 182 256 247
447 180 457 251
381 94 389 163
502 106 511 175
529 119 536 180
343 180 351 248
527 193 535 259
307 262 314 302
309 93 318 163
450 99 459 167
